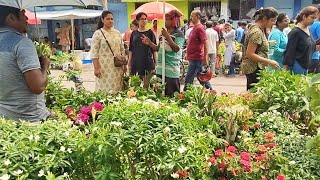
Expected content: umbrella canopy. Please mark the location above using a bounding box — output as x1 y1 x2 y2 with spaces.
35 9 102 20
25 10 41 25
131 2 183 20
0 0 101 9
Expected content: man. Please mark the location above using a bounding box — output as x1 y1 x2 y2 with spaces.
309 6 320 73
180 19 189 36
184 10 212 90
206 21 219 76
0 5 50 122
235 21 245 42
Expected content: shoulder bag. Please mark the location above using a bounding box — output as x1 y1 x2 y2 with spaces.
100 29 127 67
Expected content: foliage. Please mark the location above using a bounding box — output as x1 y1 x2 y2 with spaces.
35 42 51 57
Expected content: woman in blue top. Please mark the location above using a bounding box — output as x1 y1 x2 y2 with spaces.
268 13 289 68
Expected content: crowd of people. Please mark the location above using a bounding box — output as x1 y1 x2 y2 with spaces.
1 4 320 122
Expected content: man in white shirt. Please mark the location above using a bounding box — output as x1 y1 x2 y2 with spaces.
184 23 194 42
205 21 219 76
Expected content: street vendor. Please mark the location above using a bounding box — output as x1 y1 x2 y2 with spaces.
0 5 51 122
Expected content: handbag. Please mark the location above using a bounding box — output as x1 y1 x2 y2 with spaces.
99 29 127 67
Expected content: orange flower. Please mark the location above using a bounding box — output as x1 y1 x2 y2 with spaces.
127 89 136 98
177 93 185 99
265 132 274 142
230 168 237 176
257 145 268 153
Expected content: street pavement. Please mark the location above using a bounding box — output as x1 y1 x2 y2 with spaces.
50 64 247 94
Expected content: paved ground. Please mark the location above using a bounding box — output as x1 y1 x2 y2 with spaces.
51 64 247 94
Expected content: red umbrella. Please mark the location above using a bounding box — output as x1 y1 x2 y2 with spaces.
131 2 183 20
25 9 41 25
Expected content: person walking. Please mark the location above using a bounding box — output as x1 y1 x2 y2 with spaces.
0 6 51 122
129 12 157 88
91 11 126 93
184 10 212 90
284 6 320 75
268 13 289 69
141 10 184 96
241 7 280 90
308 5 320 73
206 21 219 76
223 22 236 76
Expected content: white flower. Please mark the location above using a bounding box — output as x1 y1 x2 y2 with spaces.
92 127 98 131
289 161 296 165
168 113 180 120
1 174 10 180
67 148 72 153
85 129 90 134
110 121 123 127
3 159 11 166
171 173 179 178
60 146 66 152
197 133 204 137
208 162 212 167
126 97 138 103
65 121 74 126
63 172 68 177
13 169 23 176
178 145 187 153
180 108 190 115
163 127 171 133
207 129 212 134
38 169 45 177
34 135 40 142
28 135 33 141
65 131 70 137
186 139 194 145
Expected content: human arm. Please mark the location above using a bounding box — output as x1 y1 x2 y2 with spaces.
91 31 102 78
269 31 286 56
223 30 235 39
283 30 298 67
246 42 279 69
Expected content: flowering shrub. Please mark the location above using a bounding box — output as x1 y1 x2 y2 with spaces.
64 101 105 125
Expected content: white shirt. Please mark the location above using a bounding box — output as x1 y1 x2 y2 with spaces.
185 27 193 40
206 28 219 54
283 27 291 36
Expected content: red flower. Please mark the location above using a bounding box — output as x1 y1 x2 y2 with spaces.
209 156 216 165
265 143 277 149
214 149 224 157
80 106 92 115
277 175 285 180
178 93 185 99
65 107 74 115
218 161 227 169
227 146 237 153
254 153 266 161
176 170 189 179
254 123 261 129
78 113 89 123
240 152 251 161
257 145 268 153
265 132 274 142
230 168 237 176
262 177 268 180
92 101 104 111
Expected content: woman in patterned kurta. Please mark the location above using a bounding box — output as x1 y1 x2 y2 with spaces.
91 11 125 93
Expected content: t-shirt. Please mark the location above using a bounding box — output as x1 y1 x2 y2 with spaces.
309 20 320 60
0 28 49 122
156 29 184 78
129 29 156 73
283 27 316 69
206 28 219 54
236 27 244 42
186 24 207 61
241 25 269 74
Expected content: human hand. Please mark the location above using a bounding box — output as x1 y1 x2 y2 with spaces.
141 34 151 45
316 45 320 51
150 69 156 74
94 67 102 78
39 56 50 70
123 65 128 73
161 28 170 39
269 60 280 69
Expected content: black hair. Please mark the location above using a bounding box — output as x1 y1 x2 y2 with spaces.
238 21 242 26
228 19 233 24
253 7 278 21
0 5 20 27
206 21 213 28
218 19 225 24
242 21 247 26
97 10 113 30
275 13 287 27
131 19 138 27
295 6 319 24
183 19 188 24
136 12 147 21
200 18 206 24
213 20 218 26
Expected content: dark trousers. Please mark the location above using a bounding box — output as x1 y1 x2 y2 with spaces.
157 75 180 97
308 60 320 74
245 69 260 90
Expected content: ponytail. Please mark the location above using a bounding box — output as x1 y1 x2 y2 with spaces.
253 7 278 21
96 10 113 30
295 6 319 24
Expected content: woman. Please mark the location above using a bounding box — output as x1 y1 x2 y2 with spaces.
268 13 289 68
284 6 320 75
91 11 125 93
241 7 280 90
141 10 184 96
129 12 157 88
223 22 236 76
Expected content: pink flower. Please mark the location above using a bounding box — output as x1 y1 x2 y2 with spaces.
240 159 251 168
65 107 74 114
262 177 268 180
214 149 224 157
92 101 104 111
80 106 92 115
209 156 216 165
227 146 237 153
265 143 277 149
176 170 189 179
78 113 89 123
254 123 261 129
277 175 285 180
258 145 268 153
240 152 251 161
218 161 227 169
254 153 266 161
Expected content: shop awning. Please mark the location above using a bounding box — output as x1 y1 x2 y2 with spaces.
35 9 102 20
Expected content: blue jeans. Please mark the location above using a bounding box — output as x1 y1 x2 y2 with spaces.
184 60 212 90
289 61 307 75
